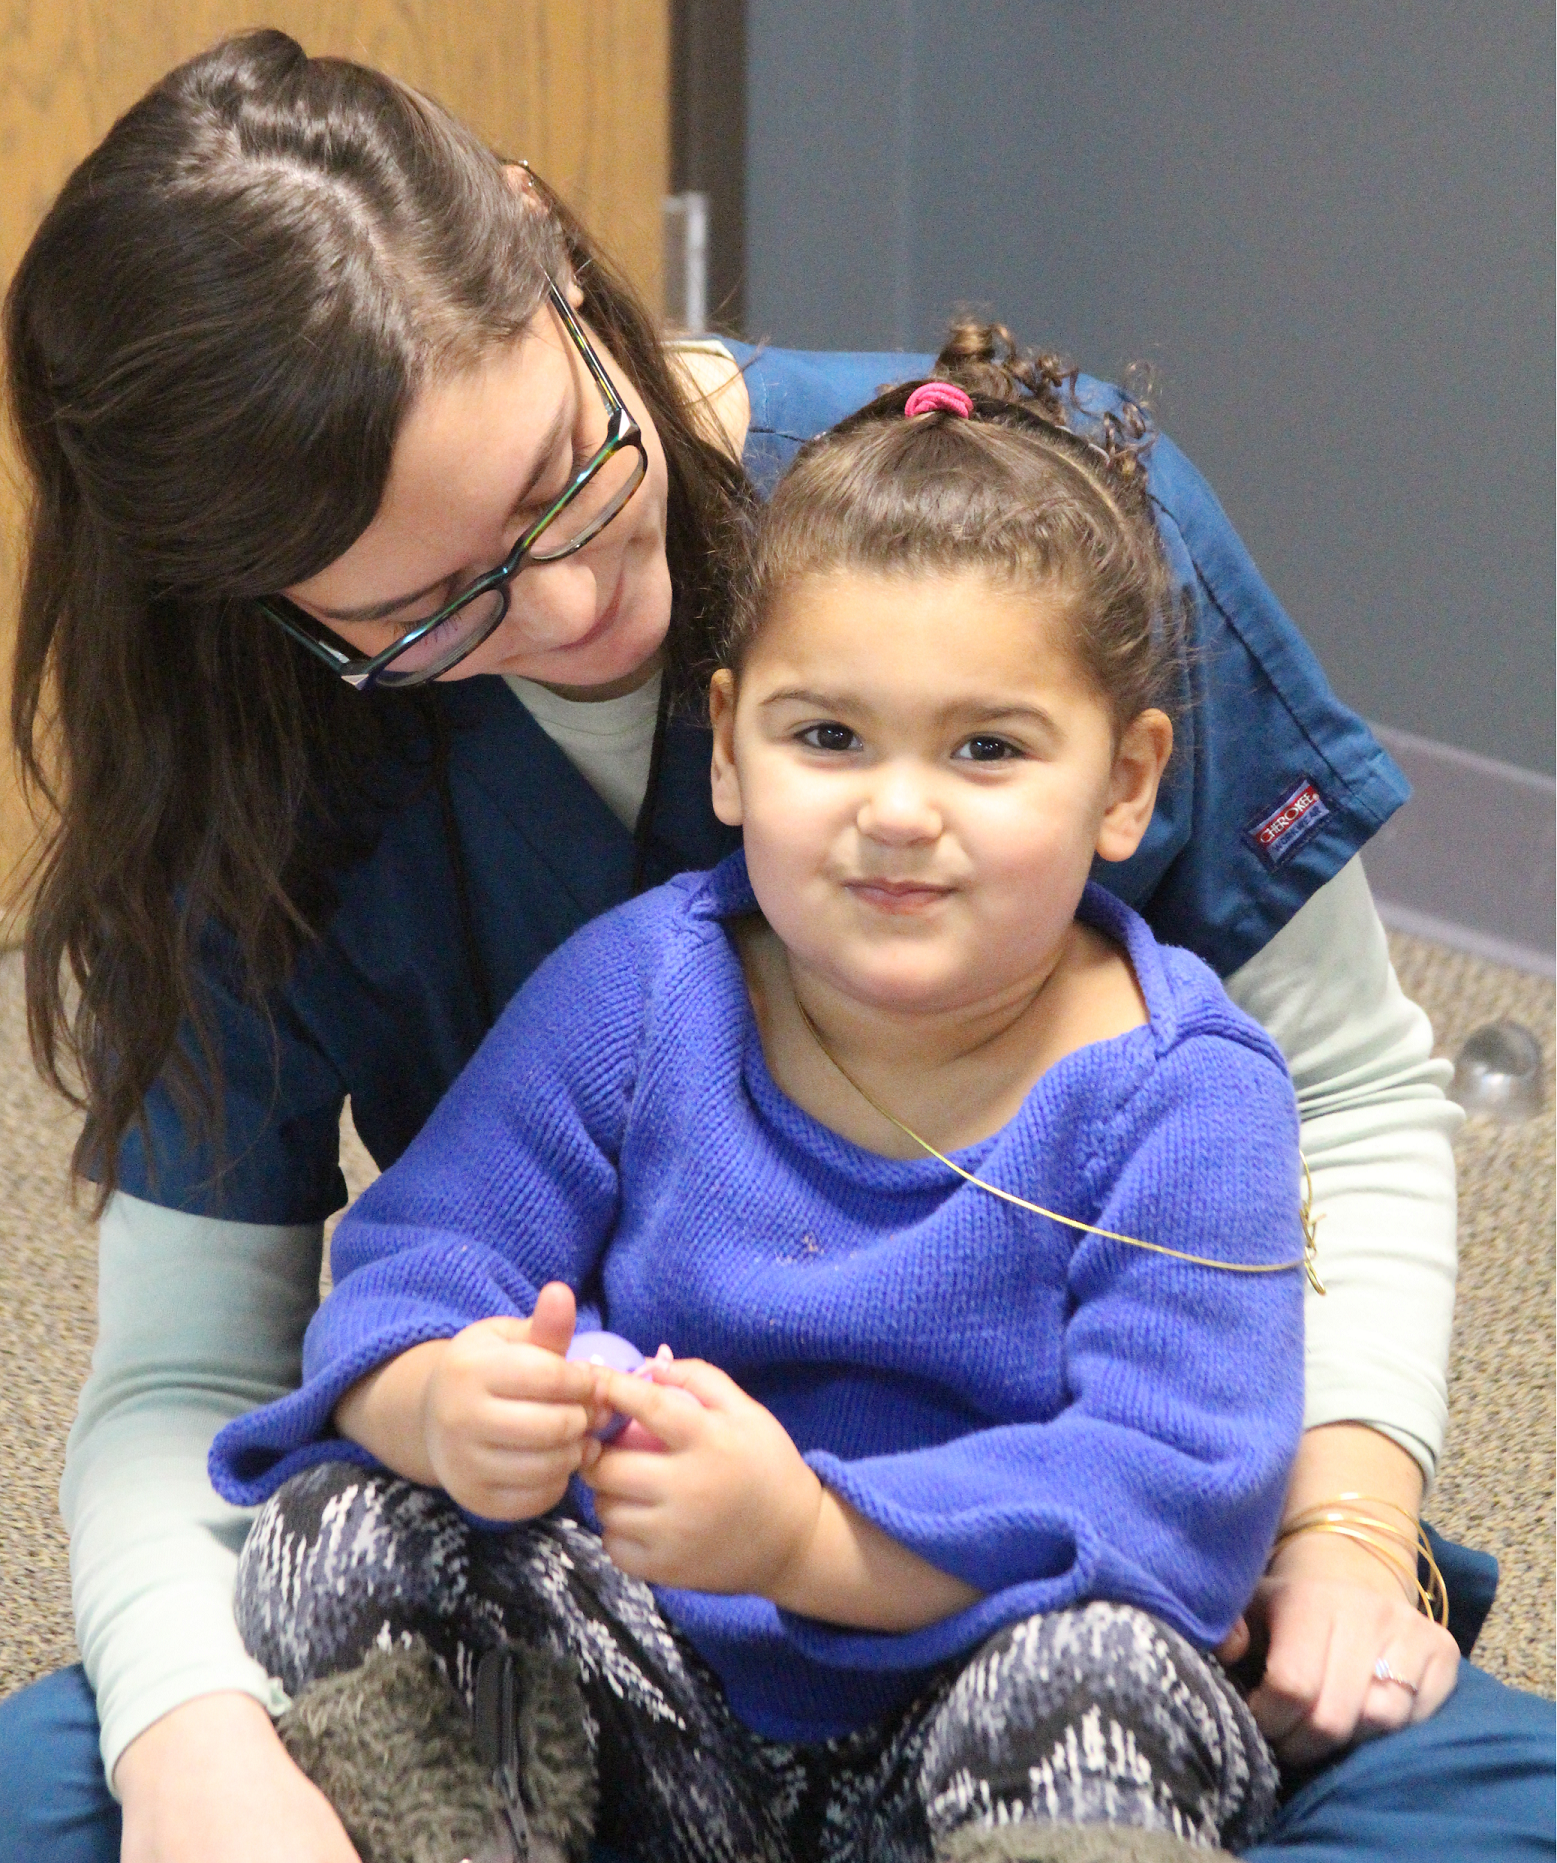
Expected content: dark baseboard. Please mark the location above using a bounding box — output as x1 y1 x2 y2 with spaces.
1363 724 1555 979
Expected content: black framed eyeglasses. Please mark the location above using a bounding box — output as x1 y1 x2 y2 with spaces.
258 280 648 689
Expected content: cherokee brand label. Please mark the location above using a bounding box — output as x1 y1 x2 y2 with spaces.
1244 778 1331 870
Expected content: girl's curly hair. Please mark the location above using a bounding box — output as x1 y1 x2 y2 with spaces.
725 316 1179 737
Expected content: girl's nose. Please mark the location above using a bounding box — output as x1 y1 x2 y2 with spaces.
856 766 942 845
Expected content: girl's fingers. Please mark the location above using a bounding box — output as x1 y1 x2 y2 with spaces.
470 1397 594 1451
593 1367 707 1448
584 1445 674 1503
460 1435 587 1483
478 1344 597 1406
644 1355 742 1409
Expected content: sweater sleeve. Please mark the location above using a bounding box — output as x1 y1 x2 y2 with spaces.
786 1024 1306 1667
207 893 667 1505
1222 855 1460 1481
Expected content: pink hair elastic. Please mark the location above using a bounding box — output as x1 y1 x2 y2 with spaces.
904 381 974 420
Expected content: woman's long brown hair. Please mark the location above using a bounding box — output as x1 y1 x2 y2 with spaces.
4 29 753 1208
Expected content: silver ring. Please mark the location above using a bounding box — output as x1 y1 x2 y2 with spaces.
1373 1656 1419 1696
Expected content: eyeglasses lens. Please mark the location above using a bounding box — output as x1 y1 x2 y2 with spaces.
528 445 646 562
372 586 509 686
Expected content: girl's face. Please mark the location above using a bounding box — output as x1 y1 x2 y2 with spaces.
281 294 672 695
710 568 1171 1018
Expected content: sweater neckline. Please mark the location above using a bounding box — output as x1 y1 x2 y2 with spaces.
691 853 1167 1183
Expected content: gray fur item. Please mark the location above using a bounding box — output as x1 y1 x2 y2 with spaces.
937 1823 1234 1863
276 1639 597 1863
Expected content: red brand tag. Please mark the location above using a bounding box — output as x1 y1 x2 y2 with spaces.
1244 779 1331 870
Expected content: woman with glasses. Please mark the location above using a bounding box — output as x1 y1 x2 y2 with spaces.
0 27 1547 1863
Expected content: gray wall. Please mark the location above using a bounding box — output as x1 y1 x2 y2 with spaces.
747 1 1555 774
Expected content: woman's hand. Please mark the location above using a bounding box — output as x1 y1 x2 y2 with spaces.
117 1692 360 1862
1220 1534 1461 1769
583 1356 823 1595
1218 1423 1461 1768
334 1282 603 1520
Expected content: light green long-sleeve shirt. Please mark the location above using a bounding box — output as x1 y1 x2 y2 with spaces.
60 855 1460 1789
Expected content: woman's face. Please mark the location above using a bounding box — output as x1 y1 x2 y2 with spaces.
282 294 672 696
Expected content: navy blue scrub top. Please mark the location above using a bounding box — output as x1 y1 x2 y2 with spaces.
118 345 1408 1224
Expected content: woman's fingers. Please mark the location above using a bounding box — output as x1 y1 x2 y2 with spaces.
1247 1590 1337 1751
1368 1626 1461 1728
1244 1573 1462 1768
1215 1612 1251 1665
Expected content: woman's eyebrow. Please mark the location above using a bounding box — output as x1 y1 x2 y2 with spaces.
313 403 573 623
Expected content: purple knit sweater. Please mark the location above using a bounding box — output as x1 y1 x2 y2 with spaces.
212 853 1304 1741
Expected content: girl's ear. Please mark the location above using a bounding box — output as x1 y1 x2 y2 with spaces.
1095 708 1173 864
708 668 745 826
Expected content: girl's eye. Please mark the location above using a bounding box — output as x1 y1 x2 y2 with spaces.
954 735 1021 763
797 722 862 754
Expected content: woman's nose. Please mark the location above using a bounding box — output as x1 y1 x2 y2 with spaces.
507 552 606 649
856 765 942 845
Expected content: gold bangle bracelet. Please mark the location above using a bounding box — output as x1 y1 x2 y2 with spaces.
1273 1494 1450 1627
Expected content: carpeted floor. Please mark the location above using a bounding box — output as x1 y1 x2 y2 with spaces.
0 931 1552 1705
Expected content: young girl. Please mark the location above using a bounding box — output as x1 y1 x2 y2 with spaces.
212 373 1308 1861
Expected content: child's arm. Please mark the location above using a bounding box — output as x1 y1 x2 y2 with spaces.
585 1357 980 1629
208 893 667 1511
336 1283 602 1521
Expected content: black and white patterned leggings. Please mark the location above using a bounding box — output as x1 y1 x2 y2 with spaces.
236 1463 1276 1861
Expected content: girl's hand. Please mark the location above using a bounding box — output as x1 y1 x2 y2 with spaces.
336 1282 603 1520
419 1283 604 1519
1218 1532 1461 1768
117 1692 360 1862
583 1357 823 1596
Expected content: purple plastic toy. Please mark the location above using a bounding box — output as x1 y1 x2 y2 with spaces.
566 1330 648 1441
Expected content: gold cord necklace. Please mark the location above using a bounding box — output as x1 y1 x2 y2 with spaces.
793 998 1325 1293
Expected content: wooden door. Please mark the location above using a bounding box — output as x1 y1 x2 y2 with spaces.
0 1 670 922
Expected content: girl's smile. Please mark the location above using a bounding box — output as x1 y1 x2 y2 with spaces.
844 877 955 913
